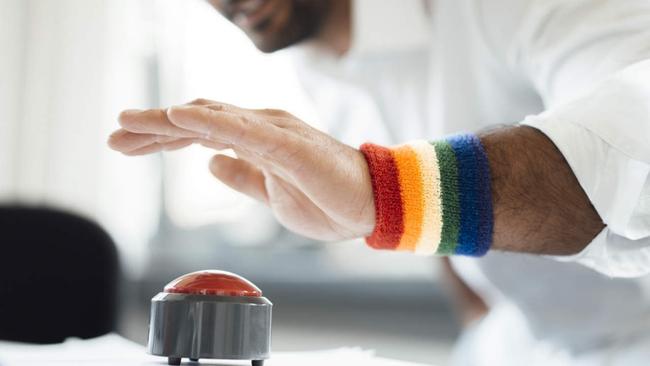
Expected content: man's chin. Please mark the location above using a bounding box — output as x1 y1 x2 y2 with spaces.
250 34 300 53
252 40 284 53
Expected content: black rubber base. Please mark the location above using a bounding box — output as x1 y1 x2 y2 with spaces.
166 357 263 365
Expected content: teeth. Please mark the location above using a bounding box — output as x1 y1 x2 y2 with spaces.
240 0 264 14
233 13 251 27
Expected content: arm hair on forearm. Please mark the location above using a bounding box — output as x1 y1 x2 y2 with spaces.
480 125 605 255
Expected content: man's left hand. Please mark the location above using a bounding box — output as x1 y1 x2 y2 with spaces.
108 99 376 241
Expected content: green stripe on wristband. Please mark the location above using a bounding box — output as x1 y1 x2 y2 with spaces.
432 141 461 255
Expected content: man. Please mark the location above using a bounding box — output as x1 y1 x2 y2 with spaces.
108 0 650 364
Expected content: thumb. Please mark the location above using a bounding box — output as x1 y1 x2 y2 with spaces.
209 155 268 203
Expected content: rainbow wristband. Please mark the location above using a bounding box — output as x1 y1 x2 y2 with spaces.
360 134 493 256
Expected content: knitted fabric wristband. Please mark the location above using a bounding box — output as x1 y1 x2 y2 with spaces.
359 134 493 256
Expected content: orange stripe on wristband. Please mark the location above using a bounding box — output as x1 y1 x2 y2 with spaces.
392 144 425 251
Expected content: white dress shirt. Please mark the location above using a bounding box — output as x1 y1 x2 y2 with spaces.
293 0 650 278
291 0 650 364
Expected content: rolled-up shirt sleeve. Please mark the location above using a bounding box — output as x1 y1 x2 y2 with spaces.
495 0 650 277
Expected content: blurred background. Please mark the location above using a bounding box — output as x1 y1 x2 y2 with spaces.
0 0 458 363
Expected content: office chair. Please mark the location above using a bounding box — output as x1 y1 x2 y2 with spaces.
0 206 119 343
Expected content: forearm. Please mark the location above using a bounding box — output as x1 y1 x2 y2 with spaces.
360 125 605 256
481 125 604 255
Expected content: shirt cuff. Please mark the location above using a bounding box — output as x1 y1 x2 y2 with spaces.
549 228 650 278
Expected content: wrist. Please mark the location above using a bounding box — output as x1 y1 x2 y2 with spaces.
355 149 378 237
359 134 493 256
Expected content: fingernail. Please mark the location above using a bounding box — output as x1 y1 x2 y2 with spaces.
167 105 212 136
166 105 185 119
167 105 197 122
118 109 143 122
167 105 193 113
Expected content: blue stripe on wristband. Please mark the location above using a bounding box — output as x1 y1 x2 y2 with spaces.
447 134 493 256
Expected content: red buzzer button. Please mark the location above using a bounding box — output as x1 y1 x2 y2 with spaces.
163 270 262 297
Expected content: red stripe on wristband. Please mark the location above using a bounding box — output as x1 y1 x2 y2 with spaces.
360 143 404 249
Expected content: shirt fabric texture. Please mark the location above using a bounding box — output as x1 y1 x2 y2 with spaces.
290 0 650 364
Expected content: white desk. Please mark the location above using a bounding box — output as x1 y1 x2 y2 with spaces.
0 334 432 366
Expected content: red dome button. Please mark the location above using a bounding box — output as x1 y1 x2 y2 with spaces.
163 270 262 297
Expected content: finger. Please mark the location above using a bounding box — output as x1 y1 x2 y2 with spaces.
167 105 301 161
187 98 215 106
123 142 164 156
122 138 195 156
209 154 268 203
189 98 243 114
197 138 233 151
119 109 203 138
251 108 291 118
230 147 297 184
108 129 179 152
160 138 195 151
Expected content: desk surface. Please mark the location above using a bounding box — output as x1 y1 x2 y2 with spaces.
0 334 432 366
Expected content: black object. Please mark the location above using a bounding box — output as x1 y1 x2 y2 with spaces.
0 206 119 344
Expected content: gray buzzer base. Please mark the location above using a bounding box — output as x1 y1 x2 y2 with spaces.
147 293 272 362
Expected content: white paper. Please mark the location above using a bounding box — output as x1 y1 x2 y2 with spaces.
0 334 430 366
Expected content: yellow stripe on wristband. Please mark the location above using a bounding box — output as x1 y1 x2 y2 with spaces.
411 141 443 255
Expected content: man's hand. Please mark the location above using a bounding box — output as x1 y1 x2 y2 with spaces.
108 99 375 241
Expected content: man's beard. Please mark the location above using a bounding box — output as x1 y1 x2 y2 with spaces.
254 0 330 52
